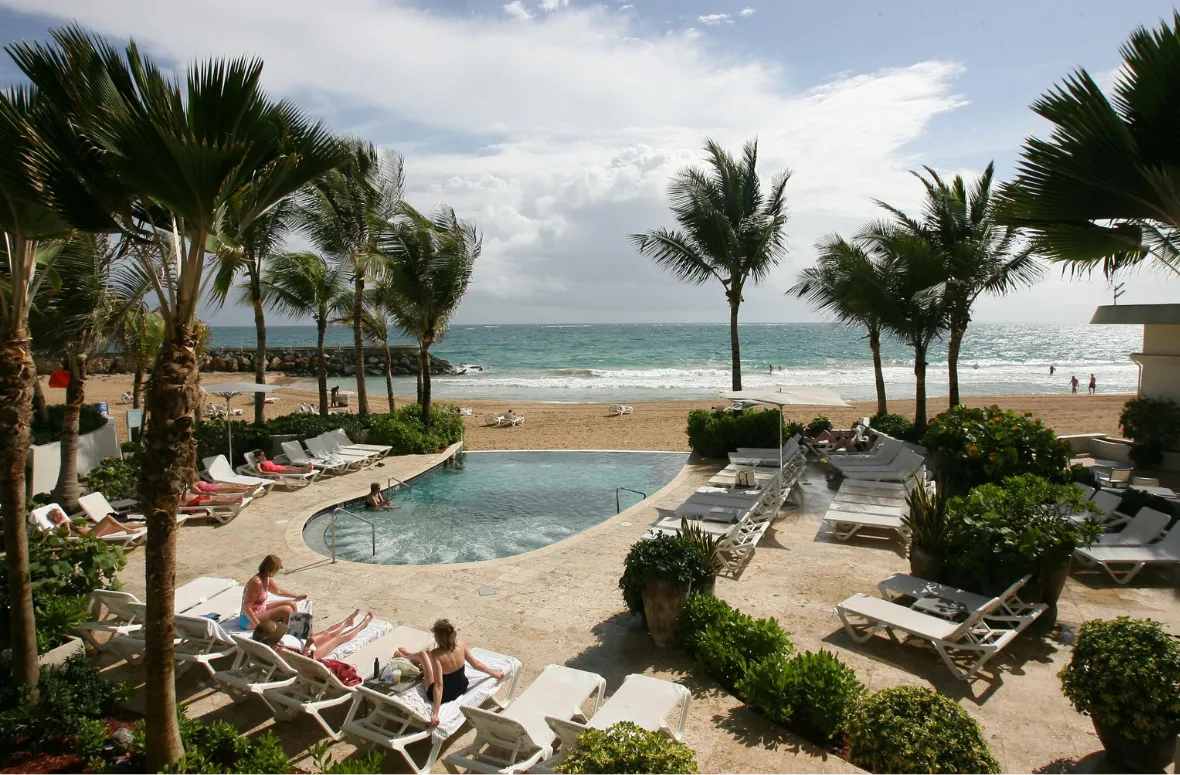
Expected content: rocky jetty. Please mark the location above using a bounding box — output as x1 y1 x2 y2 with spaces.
59 346 454 378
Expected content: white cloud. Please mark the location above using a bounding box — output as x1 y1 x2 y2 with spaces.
539 0 568 10
503 0 532 21
1093 63 1129 96
3 0 982 321
697 13 731 25
739 7 756 16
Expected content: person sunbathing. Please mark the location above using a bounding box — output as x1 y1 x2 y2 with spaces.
240 554 306 630
397 619 504 727
190 474 254 494
45 506 133 539
365 483 392 510
252 449 314 475
253 610 374 659
181 488 247 508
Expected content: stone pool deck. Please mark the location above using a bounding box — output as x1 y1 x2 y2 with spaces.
105 450 1180 774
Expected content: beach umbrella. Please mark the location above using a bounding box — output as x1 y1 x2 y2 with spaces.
203 382 282 463
718 386 851 470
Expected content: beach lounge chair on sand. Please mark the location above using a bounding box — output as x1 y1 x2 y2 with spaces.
280 440 353 476
342 642 522 774
444 664 606 774
203 455 275 495
608 405 633 416
1072 526 1180 584
835 592 1021 680
876 573 1047 632
484 414 506 427
542 674 690 768
28 503 150 548
240 451 322 489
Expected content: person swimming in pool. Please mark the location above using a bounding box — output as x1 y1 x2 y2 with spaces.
239 554 306 631
396 619 504 726
365 482 391 510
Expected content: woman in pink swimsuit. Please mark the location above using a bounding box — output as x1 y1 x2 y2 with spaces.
240 554 306 630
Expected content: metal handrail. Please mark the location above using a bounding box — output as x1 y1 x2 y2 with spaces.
616 487 647 514
387 475 412 491
329 507 377 564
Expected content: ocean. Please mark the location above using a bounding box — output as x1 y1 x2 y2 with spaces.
208 323 1141 403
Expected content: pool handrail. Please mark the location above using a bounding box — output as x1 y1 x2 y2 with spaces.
330 507 377 564
387 475 412 491
616 487 648 514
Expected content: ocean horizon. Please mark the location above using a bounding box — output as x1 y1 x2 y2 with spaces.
206 322 1140 403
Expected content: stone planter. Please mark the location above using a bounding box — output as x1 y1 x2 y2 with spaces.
696 575 717 598
1031 558 1071 607
39 635 85 668
642 581 691 648
1093 717 1180 773
908 546 942 582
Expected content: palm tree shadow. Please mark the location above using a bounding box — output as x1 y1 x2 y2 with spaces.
713 704 839 761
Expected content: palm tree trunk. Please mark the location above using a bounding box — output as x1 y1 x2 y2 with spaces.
416 368 423 405
728 294 742 391
420 342 433 426
251 281 267 425
316 320 328 416
946 323 966 408
0 332 39 697
52 351 86 513
913 343 928 432
383 343 395 412
139 330 198 771
133 364 144 409
32 367 49 424
869 327 887 416
352 274 369 415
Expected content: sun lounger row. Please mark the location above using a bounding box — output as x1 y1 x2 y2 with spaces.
821 476 926 545
830 443 926 483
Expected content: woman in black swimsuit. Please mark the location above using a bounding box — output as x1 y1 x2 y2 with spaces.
398 619 504 726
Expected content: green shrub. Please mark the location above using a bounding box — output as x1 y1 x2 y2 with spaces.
869 412 916 441
194 419 273 468
805 415 833 437
691 610 792 692
686 408 785 459
361 405 464 455
1059 617 1180 745
73 716 111 772
122 712 296 774
555 721 698 774
263 411 372 439
30 403 108 445
307 741 385 774
674 593 736 654
84 456 141 501
922 404 1071 497
737 650 864 744
846 686 1000 774
618 535 710 616
943 475 1101 594
1119 396 1180 467
1069 463 1097 487
34 594 88 654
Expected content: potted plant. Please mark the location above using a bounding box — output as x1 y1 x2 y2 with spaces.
618 534 709 647
1059 617 1180 772
941 475 1101 605
679 520 723 596
901 476 945 581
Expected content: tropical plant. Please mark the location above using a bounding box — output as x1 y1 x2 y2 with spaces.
791 236 894 415
1058 617 1180 746
298 142 404 416
34 594 88 654
868 412 916 441
685 407 784 459
673 593 793 692
805 414 833 437
8 27 347 768
360 289 398 411
631 138 791 391
115 301 165 410
29 403 107 446
736 649 864 744
260 251 350 414
1118 396 1180 468
555 721 699 774
922 404 1072 496
84 456 141 501
846 686 1000 774
1001 12 1180 282
618 535 710 616
366 404 465 455
901 477 947 554
878 164 1041 407
679 520 723 578
212 197 294 424
379 203 480 425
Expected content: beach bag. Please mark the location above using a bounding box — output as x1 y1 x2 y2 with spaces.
388 656 422 679
736 470 755 487
321 658 362 686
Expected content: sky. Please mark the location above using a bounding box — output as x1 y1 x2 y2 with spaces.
2 0 1179 326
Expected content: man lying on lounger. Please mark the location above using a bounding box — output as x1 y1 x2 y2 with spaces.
253 609 374 659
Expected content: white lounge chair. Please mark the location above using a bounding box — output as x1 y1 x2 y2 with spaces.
327 428 391 458
1068 489 1128 528
77 577 239 651
827 439 902 468
823 510 908 543
313 434 381 465
280 440 353 475
508 415 525 427
1073 525 1180 583
203 455 275 495
240 451 322 489
835 592 1021 680
542 674 690 768
672 500 753 523
1097 508 1170 546
122 605 239 677
608 405 633 416
28 502 149 547
305 436 373 468
839 451 926 482
212 635 299 706
1094 467 1132 489
714 519 773 577
445 664 606 774
876 573 1047 632
342 646 522 774
484 415 506 427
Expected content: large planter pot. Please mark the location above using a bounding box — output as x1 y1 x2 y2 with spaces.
1093 717 1180 773
908 546 942 582
642 581 691 648
1030 558 1071 607
696 575 717 598
38 635 85 668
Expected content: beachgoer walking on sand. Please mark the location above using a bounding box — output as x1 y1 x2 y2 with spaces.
1088 374 1096 394
1049 365 1056 375
1070 375 1079 394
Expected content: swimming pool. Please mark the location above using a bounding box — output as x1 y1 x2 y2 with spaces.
302 451 688 565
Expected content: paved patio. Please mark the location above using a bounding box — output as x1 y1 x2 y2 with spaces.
103 448 1180 773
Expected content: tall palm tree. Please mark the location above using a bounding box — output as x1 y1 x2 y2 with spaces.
881 164 1040 407
359 295 397 411
790 236 893 416
380 203 480 425
10 28 347 768
298 144 404 415
117 304 165 410
1002 12 1180 281
212 197 294 424
630 138 791 390
260 252 350 415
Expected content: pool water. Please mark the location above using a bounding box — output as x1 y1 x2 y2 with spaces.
302 451 688 565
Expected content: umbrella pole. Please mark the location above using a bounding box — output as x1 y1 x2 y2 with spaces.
779 407 783 471
227 394 233 464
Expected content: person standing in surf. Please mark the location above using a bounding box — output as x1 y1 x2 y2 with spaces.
1049 365 1056 375
1088 374 1096 394
1069 375 1079 394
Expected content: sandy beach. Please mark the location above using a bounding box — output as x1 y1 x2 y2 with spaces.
57 372 1131 451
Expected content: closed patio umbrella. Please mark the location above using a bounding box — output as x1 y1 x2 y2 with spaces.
718 386 852 470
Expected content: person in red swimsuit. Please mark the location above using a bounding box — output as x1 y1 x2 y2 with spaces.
240 554 306 630
252 449 313 475
190 474 254 494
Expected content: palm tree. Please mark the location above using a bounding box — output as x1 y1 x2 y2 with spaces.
1001 13 1180 281
30 232 122 512
359 296 397 411
380 203 480 424
630 138 791 390
880 164 1040 407
117 304 165 410
298 144 404 415
212 197 294 424
10 28 347 768
260 252 350 415
790 236 894 416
